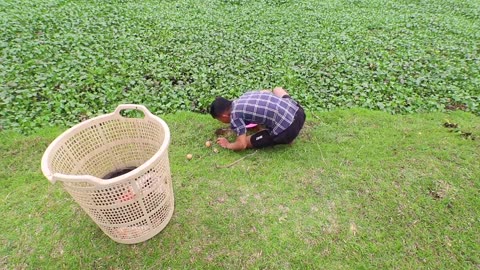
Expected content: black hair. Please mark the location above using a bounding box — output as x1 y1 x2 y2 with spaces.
209 97 232 118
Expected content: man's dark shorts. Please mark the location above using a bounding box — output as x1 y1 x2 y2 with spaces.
250 96 306 149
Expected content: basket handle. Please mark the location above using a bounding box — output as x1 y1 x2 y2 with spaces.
114 104 155 119
47 173 119 186
49 173 107 185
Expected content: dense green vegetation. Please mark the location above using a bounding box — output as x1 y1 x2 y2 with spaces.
1 0 479 133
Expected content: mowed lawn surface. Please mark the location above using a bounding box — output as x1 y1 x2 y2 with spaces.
1 109 479 269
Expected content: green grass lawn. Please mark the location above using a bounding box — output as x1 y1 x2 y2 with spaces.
1 109 479 269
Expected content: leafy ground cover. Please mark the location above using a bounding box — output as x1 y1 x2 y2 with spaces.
1 0 479 133
1 109 479 269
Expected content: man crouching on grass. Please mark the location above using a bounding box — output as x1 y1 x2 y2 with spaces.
209 87 306 151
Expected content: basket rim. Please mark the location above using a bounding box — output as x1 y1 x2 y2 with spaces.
41 104 170 185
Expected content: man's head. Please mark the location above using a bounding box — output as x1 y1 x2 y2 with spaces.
209 97 232 123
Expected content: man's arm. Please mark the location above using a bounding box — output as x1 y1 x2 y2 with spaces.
217 134 250 151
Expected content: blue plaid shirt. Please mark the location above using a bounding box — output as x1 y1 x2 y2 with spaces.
230 91 299 136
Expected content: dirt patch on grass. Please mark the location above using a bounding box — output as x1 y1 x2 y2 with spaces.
443 121 476 140
429 180 456 200
445 103 468 111
443 122 458 128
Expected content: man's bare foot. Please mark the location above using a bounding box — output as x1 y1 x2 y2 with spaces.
273 87 289 97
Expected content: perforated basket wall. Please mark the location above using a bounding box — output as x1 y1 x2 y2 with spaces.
41 105 174 244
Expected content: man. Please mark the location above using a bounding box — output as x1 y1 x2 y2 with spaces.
209 87 306 151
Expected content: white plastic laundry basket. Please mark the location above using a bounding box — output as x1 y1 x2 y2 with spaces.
41 104 174 244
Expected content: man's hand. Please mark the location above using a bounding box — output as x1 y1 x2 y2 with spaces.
216 134 249 151
216 137 230 148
